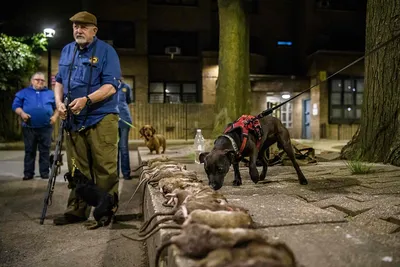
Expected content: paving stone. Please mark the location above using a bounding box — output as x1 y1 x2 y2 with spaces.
345 194 381 202
360 181 400 189
313 195 400 217
260 224 400 267
346 185 400 195
224 194 345 226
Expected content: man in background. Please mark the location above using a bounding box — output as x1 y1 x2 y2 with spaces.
12 72 58 180
117 77 133 179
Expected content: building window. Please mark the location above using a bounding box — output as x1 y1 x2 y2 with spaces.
266 96 293 128
149 82 199 103
315 0 366 11
329 77 363 124
150 0 197 6
148 31 198 56
97 21 135 49
281 102 293 128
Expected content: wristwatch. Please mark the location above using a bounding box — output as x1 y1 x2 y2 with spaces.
85 95 92 106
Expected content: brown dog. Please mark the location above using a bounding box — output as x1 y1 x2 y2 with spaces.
139 125 166 154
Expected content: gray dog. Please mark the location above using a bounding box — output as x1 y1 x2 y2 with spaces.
199 116 308 190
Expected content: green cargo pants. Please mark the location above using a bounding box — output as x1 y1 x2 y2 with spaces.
64 114 119 218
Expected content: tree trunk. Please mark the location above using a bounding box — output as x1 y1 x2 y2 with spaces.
213 0 251 137
341 0 400 165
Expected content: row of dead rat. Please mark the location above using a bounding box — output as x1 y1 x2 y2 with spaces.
123 156 299 267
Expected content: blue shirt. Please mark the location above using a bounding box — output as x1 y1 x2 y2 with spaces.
55 37 121 131
12 87 56 128
117 82 133 128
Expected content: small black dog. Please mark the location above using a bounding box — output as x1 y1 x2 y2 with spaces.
49 153 63 176
200 116 308 190
64 170 119 229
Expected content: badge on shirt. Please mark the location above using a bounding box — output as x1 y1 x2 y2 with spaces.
89 56 99 64
122 87 127 93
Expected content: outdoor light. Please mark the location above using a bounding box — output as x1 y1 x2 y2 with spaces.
43 28 55 38
282 94 291 99
347 107 352 111
43 27 56 89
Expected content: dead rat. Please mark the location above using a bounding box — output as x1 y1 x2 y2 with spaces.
152 224 267 265
127 163 187 206
194 240 297 267
134 204 252 241
139 187 229 234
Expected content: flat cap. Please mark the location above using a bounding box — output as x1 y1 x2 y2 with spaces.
69 11 97 26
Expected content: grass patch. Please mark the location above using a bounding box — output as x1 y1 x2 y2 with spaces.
187 152 195 161
345 159 374 175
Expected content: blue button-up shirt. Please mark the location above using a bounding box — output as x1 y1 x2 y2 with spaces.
55 37 121 131
12 87 56 128
118 82 133 129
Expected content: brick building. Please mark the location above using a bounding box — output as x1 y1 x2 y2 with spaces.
3 0 367 140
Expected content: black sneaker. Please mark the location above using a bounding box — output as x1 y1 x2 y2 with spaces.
41 174 49 179
22 176 34 181
53 214 87 225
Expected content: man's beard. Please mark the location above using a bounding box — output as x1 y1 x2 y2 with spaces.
75 36 89 46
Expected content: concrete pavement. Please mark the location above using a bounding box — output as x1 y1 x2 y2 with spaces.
1 139 400 267
0 150 147 267
139 143 400 267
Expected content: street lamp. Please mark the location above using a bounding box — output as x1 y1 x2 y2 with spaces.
43 28 55 89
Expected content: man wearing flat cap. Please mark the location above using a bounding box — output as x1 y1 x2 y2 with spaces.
53 11 122 226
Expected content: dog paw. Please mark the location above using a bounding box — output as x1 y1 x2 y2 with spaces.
250 177 259 184
232 180 242 186
299 178 308 185
84 220 101 230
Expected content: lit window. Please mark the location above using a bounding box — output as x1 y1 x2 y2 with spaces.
149 82 199 103
266 96 293 128
329 77 363 124
277 41 292 46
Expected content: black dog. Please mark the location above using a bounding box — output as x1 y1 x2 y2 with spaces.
64 170 119 229
199 116 308 190
49 153 63 176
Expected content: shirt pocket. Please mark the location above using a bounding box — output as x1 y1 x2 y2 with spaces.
58 59 71 83
82 61 101 87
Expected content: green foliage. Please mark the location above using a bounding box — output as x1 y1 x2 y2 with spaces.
344 151 374 174
0 33 48 91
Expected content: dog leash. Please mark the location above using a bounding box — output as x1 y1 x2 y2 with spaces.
119 118 136 128
253 32 400 120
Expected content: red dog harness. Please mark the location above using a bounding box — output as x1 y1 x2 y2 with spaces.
223 115 263 157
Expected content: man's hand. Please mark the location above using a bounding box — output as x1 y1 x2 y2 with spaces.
20 112 31 122
69 97 88 115
50 115 57 125
57 102 67 120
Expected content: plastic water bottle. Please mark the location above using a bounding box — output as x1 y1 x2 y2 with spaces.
194 129 205 164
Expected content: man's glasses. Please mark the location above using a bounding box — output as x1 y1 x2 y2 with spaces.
33 78 45 82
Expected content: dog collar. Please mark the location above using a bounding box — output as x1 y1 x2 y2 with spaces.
221 134 240 156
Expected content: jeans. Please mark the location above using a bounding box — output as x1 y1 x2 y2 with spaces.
22 127 53 178
118 127 131 178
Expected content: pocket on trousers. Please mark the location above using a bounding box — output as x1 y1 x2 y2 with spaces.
99 115 118 145
102 132 118 145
